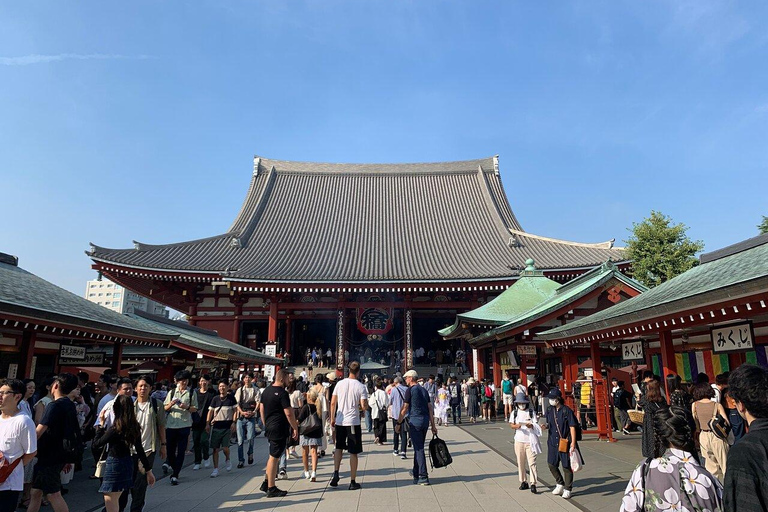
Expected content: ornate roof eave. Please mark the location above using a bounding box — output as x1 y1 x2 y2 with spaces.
468 264 645 349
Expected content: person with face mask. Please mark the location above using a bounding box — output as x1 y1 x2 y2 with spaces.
508 392 541 493
542 388 579 500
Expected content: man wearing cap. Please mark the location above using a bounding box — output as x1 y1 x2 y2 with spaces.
509 392 541 493
398 370 438 485
542 388 579 499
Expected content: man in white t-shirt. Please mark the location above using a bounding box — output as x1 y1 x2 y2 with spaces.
330 361 368 490
0 379 38 505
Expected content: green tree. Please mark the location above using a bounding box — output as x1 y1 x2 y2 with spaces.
759 216 768 234
625 211 704 288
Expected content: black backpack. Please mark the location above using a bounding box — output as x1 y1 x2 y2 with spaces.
428 434 453 469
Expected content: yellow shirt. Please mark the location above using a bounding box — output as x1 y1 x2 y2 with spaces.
580 382 592 406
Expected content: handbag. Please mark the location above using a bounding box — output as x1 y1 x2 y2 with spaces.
298 405 322 436
93 446 108 478
707 402 731 441
554 410 570 453
0 458 22 483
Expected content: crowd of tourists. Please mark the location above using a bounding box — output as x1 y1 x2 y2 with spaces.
615 364 768 512
3 361 767 511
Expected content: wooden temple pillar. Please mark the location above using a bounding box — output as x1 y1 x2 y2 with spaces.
20 330 36 379
268 300 278 343
561 349 579 409
492 343 502 386
590 340 611 441
659 330 676 400
113 340 123 373
285 314 292 356
230 293 247 346
187 303 198 326
475 348 485 381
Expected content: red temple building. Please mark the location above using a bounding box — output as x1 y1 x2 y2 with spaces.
88 155 628 372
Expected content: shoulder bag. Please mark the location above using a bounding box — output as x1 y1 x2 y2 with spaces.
0 458 23 483
708 402 731 441
298 404 322 436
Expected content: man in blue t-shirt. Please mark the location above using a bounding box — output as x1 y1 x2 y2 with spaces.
398 370 438 486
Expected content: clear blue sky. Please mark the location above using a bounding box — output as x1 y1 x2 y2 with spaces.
2 1 767 295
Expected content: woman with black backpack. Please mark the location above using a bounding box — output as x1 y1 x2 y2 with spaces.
370 379 389 445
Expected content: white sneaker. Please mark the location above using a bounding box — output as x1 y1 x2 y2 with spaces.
310 471 316 482
193 464 201 471
552 484 564 495
562 490 572 499
210 469 219 478
204 458 211 468
304 471 310 479
225 460 232 472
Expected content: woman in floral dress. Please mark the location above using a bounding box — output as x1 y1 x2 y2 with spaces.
620 406 723 512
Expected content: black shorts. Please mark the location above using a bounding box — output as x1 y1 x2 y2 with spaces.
32 464 63 494
267 437 288 459
335 425 363 455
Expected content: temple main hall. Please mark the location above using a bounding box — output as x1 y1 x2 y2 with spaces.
88 155 627 374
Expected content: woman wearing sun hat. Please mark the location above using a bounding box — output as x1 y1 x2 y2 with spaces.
509 392 542 493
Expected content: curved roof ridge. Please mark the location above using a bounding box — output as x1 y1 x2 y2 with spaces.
88 234 232 254
510 229 618 250
255 155 496 175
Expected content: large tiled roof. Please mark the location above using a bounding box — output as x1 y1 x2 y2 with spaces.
0 256 172 341
89 155 627 284
539 234 768 341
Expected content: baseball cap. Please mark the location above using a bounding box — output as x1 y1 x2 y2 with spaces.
403 370 418 379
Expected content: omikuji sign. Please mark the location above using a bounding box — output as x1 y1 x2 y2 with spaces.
711 321 754 354
622 341 644 361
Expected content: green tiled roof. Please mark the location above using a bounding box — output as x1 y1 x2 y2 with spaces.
439 260 560 338
539 234 768 341
470 261 646 346
0 256 172 342
129 311 282 364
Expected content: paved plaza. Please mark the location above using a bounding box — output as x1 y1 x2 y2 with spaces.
69 423 590 512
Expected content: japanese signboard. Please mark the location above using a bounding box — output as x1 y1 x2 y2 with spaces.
712 321 754 354
194 359 218 369
59 344 86 360
60 352 106 366
622 341 645 361
517 345 537 356
337 308 345 369
356 307 394 335
405 310 413 368
263 343 277 382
